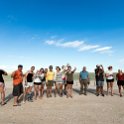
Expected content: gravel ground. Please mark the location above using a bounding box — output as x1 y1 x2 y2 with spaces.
0 81 124 124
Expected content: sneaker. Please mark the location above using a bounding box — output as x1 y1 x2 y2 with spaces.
96 94 99 96
120 94 123 97
102 94 105 97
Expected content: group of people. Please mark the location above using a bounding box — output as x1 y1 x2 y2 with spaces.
0 64 124 106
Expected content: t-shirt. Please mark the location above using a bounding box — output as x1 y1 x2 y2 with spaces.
0 70 5 83
55 72 63 82
116 73 124 81
106 70 114 80
46 71 55 81
66 71 74 82
80 71 89 80
13 70 23 85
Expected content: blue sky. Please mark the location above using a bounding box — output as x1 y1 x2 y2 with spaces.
0 0 124 72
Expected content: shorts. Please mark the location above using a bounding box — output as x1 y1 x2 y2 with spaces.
97 81 104 87
47 80 55 87
34 82 42 85
27 82 33 87
67 81 73 84
41 81 46 86
106 79 114 83
56 81 63 84
13 83 23 97
117 80 124 86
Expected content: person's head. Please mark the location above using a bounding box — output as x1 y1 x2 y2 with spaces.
83 66 86 71
68 66 72 71
40 68 44 73
96 65 100 69
56 66 61 72
45 68 48 73
31 66 35 72
62 65 65 70
108 66 112 71
49 65 53 71
118 69 121 73
18 65 23 71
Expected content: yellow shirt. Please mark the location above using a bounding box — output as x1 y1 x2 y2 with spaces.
46 71 55 82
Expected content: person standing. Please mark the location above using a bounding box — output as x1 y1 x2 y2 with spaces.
39 68 46 97
66 66 76 98
0 69 7 106
33 70 42 99
11 65 24 106
55 66 63 97
46 65 55 97
95 65 105 96
24 66 35 102
105 66 114 96
95 65 100 95
79 66 89 95
116 70 124 97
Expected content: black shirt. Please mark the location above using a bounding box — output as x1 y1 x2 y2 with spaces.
0 70 5 83
27 73 33 82
95 69 104 81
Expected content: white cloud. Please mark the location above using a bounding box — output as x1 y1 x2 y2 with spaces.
45 40 55 45
57 40 84 48
45 38 113 55
94 47 112 53
78 45 99 51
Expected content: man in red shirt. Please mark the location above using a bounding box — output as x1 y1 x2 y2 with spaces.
11 65 24 106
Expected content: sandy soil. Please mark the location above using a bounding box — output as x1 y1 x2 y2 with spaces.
0 81 124 124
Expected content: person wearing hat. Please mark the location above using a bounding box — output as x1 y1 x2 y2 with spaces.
11 65 24 106
105 66 114 96
46 65 55 97
55 66 63 97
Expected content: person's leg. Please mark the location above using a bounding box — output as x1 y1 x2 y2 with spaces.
66 84 69 98
38 85 42 98
110 82 114 96
64 83 67 95
54 83 58 97
84 80 88 95
107 82 110 95
80 80 83 94
101 86 104 96
13 96 18 106
0 85 6 105
49 86 52 97
118 85 122 96
59 84 63 96
70 84 73 98
41 84 44 97
34 84 37 99
46 86 49 97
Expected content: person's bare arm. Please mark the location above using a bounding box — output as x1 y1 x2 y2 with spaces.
11 71 16 78
3 71 8 76
72 67 77 73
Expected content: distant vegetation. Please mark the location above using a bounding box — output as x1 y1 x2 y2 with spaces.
3 72 117 82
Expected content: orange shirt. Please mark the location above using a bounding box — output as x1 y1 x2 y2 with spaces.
13 70 23 85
